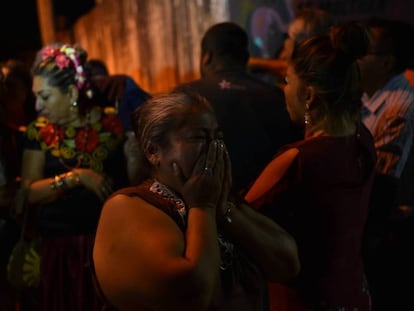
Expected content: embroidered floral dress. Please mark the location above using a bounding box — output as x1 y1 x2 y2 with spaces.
22 111 128 311
24 111 127 235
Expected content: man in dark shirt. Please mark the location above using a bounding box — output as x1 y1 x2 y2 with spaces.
175 22 302 192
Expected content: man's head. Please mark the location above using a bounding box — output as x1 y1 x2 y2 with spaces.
358 18 414 96
279 8 334 61
200 22 249 76
86 59 109 77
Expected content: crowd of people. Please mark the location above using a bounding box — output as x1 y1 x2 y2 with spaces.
1 6 414 311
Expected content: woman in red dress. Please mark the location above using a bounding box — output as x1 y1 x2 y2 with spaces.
245 22 376 311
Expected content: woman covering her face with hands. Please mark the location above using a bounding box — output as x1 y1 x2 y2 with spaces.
92 91 300 311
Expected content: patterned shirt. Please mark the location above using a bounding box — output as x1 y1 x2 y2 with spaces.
361 74 414 178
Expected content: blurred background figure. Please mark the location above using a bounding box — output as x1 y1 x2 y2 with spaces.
279 8 335 61
86 58 151 132
0 59 37 311
248 6 288 59
248 8 335 88
175 22 302 193
0 60 37 192
359 17 414 311
86 59 109 77
86 59 151 185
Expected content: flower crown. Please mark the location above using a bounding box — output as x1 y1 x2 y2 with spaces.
41 44 93 98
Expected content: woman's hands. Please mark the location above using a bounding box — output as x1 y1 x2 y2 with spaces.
173 140 230 210
73 168 114 201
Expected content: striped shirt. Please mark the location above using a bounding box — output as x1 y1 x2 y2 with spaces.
361 74 414 178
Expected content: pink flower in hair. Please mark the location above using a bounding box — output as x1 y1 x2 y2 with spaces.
41 47 58 60
55 54 71 69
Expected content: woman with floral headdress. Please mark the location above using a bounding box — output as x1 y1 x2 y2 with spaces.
18 43 129 310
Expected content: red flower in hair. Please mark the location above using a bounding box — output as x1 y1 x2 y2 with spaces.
101 114 123 136
75 128 100 153
39 124 64 146
41 47 58 61
55 54 71 69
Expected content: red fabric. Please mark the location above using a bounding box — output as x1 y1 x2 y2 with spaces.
249 125 376 310
31 235 103 311
268 283 307 311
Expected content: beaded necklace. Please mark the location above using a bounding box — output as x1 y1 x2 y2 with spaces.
148 179 234 270
149 180 186 224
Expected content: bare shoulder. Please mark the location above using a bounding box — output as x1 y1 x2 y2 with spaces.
93 193 186 309
98 193 182 237
94 193 184 254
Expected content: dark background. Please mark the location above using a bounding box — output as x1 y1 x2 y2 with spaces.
2 1 413 64
0 0 95 63
0 1 41 62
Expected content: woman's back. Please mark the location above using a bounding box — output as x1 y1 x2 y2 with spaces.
250 125 375 309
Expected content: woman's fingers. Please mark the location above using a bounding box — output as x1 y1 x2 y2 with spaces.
203 140 218 173
172 161 185 185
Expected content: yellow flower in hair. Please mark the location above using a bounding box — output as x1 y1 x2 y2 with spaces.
61 46 75 55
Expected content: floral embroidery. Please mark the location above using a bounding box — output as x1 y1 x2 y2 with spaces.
74 128 100 153
150 180 186 223
27 114 124 173
149 179 234 270
39 124 64 147
101 114 123 136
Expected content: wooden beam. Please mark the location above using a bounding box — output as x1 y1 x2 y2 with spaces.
36 0 56 45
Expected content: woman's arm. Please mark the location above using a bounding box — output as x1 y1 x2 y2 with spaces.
93 194 220 311
219 148 301 282
218 200 300 282
21 149 113 204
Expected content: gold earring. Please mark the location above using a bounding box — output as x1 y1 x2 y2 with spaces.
304 104 311 125
70 101 78 112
